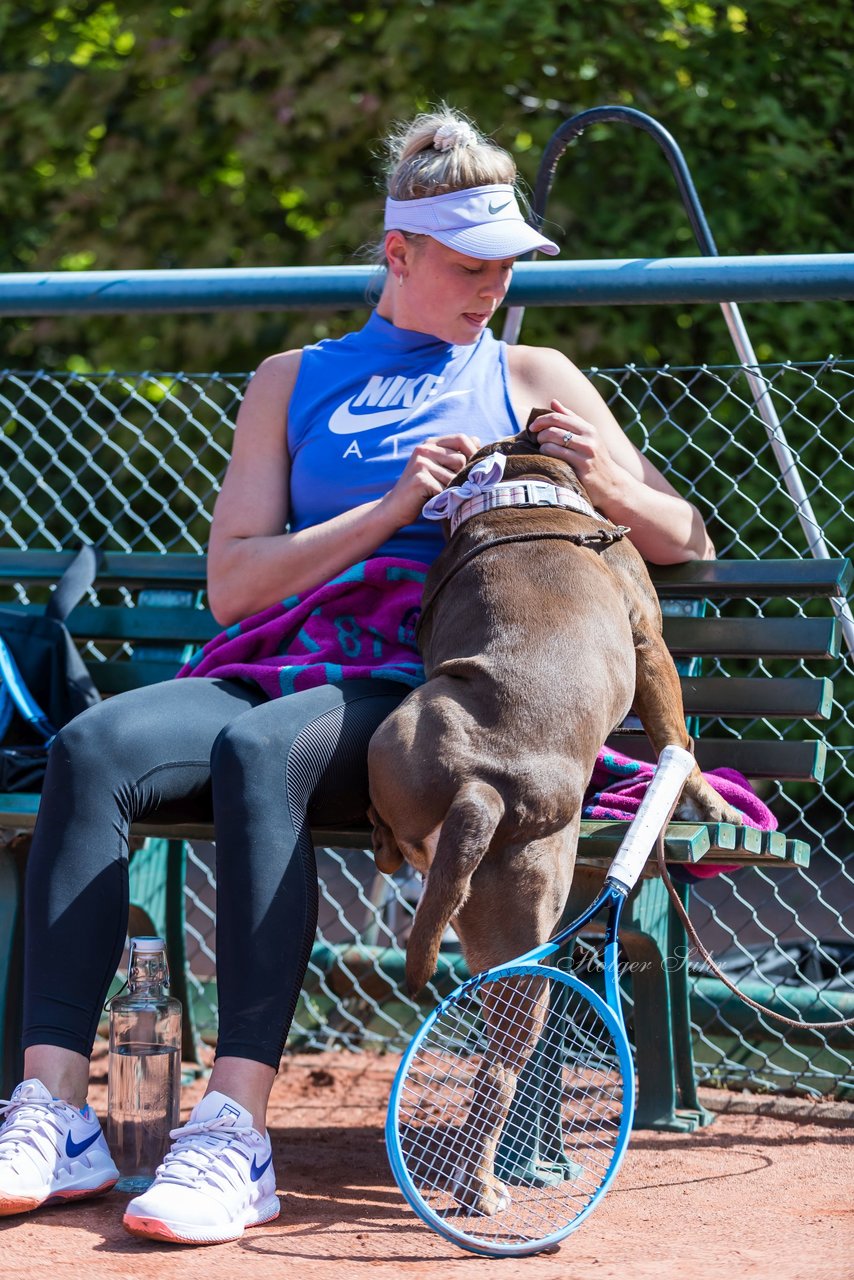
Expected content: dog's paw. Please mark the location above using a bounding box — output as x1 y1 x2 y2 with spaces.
448 1165 511 1218
675 777 744 826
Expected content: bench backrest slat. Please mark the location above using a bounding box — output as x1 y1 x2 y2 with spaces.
0 550 208 588
611 733 827 784
680 676 834 720
2 552 851 598
0 602 839 661
0 602 219 645
663 616 839 659
650 557 852 598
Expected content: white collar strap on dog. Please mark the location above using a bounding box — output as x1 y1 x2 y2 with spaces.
384 185 560 260
447 480 601 535
422 452 601 535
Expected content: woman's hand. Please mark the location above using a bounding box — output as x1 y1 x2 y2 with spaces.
380 433 481 527
528 399 625 507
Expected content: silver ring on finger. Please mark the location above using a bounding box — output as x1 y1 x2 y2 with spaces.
561 430 573 448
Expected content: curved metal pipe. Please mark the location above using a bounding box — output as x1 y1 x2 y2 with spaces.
503 106 854 656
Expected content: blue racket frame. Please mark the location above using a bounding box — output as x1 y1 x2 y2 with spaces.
386 883 637 1258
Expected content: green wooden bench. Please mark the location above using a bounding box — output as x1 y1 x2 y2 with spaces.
0 549 850 1127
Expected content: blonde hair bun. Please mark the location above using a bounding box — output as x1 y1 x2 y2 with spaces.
432 120 479 152
384 106 517 201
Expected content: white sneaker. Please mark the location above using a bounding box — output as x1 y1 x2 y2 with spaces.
0 1078 119 1215
123 1091 280 1245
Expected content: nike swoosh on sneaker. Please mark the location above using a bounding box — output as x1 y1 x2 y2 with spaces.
328 389 471 435
250 1152 273 1182
488 199 513 214
65 1129 103 1158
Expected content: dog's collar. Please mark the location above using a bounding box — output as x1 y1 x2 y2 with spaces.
422 452 607 536
448 481 601 536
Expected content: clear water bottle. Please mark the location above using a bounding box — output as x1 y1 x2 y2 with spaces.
107 936 182 1192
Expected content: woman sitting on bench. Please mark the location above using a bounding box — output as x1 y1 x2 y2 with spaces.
0 106 714 1244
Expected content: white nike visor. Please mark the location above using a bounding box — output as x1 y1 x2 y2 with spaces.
384 184 559 260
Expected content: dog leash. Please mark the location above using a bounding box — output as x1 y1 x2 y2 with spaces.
654 831 854 1029
416 526 630 643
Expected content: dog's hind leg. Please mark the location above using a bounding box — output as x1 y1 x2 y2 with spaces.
440 971 551 1217
442 832 574 1217
405 781 505 997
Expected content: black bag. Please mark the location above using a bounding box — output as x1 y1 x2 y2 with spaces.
0 545 103 792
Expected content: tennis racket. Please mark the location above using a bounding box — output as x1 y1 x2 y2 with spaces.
386 743 696 1257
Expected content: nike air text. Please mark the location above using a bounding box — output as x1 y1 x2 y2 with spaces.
328 375 470 435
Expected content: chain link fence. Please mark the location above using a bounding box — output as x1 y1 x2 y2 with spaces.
1 358 851 1097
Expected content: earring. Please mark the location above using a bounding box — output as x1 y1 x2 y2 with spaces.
397 273 404 287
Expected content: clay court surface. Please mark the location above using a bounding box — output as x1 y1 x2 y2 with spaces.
2 1049 851 1280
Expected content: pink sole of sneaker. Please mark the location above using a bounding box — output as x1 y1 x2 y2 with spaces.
0 1178 118 1216
124 1216 242 1245
123 1204 280 1246
0 1195 41 1216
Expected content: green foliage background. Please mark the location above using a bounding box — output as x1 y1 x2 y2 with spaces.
1 0 851 373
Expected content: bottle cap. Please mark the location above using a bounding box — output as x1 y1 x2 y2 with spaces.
130 936 166 953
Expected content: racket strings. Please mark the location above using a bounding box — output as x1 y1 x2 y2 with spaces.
396 969 628 1246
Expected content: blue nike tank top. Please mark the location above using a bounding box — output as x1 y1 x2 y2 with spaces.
287 310 520 563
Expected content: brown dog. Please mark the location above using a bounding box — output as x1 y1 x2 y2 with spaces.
369 429 740 988
367 430 741 1210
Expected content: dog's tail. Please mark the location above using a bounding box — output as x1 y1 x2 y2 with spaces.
405 781 505 997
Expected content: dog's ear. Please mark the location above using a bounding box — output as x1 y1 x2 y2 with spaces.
524 407 551 444
475 414 550 464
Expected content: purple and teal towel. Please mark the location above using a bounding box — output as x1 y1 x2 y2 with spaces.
176 557 429 697
583 746 777 881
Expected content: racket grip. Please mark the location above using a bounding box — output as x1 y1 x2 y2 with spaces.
605 744 695 893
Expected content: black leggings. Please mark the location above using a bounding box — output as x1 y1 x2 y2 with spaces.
23 676 406 1068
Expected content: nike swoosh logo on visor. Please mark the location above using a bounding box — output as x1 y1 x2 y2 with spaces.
250 1153 273 1182
65 1130 102 1158
328 389 472 435
488 199 513 214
